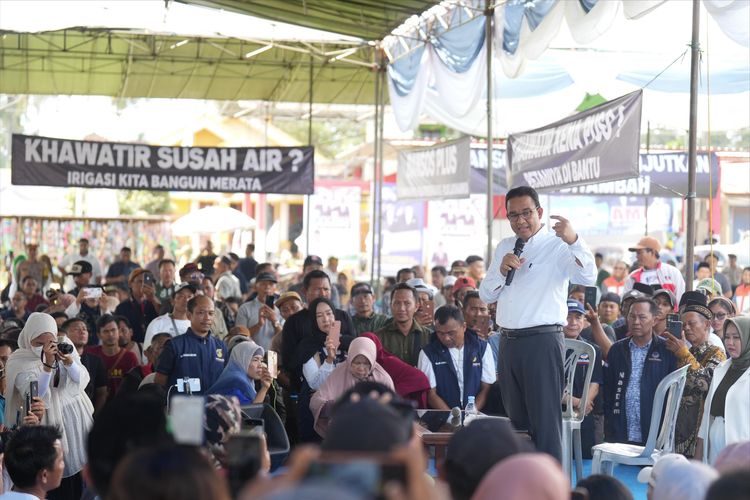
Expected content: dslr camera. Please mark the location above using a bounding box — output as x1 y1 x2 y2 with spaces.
56 342 74 355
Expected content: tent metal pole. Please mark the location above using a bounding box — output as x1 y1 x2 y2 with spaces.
685 0 700 290
485 6 495 262
371 56 381 288
305 55 313 257
376 63 386 292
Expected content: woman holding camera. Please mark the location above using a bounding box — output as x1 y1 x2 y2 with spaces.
3 312 94 499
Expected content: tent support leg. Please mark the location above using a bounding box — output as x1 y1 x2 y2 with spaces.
685 0 700 290
485 6 495 263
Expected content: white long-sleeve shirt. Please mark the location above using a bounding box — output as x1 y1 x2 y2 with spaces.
479 226 597 329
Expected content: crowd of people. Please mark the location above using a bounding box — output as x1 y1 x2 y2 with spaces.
0 187 748 500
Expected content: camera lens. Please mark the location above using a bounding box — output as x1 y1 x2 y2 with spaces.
58 343 74 355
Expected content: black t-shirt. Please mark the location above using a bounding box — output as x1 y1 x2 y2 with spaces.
80 352 108 404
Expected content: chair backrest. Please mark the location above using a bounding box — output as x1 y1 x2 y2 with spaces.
241 403 290 457
641 364 689 456
562 339 597 423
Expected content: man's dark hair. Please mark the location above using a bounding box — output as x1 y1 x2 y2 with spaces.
705 469 750 500
96 313 117 331
256 262 274 274
224 297 242 307
629 297 658 316
461 291 482 311
595 252 604 260
435 305 465 325
4 425 62 489
568 284 586 296
390 282 418 303
79 238 89 244
0 338 19 351
120 247 132 253
697 262 711 270
228 252 240 262
246 243 255 253
465 255 483 265
431 265 447 277
114 315 132 329
60 317 86 333
396 268 415 282
158 258 176 269
21 275 36 284
87 392 174 496
505 186 540 209
187 294 213 313
50 311 68 321
303 269 330 290
576 475 633 500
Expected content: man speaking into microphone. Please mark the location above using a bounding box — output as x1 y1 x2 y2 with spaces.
479 186 596 461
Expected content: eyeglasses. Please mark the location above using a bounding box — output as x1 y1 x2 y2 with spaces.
507 207 538 222
712 313 727 320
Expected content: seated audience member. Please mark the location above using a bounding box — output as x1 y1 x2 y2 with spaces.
202 394 243 469
65 260 93 297
113 269 159 344
733 266 750 314
441 419 532 500
115 316 143 366
461 291 491 341
298 298 346 392
118 332 172 397
320 396 409 453
575 475 633 500
407 278 437 331
143 282 195 352
651 460 718 500
85 314 140 401
208 340 273 405
62 318 108 413
20 276 49 314
235 272 282 351
697 317 750 463
471 453 570 500
636 453 688 500
2 291 30 323
451 276 476 308
696 278 722 301
4 313 93 500
708 296 736 342
350 282 388 335
108 445 230 500
310 337 394 437
359 332 430 408
431 266 448 308
705 468 750 500
154 295 227 394
603 298 677 445
105 247 141 286
85 391 173 499
612 284 653 340
441 276 458 308
662 291 726 457
3 426 65 500
276 292 304 322
418 306 495 411
562 300 603 458
374 283 430 367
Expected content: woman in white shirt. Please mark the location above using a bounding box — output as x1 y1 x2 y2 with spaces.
300 298 342 390
697 316 750 464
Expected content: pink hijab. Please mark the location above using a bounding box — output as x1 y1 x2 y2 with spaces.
471 453 570 500
310 337 394 437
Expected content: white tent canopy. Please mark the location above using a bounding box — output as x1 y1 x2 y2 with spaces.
171 205 256 235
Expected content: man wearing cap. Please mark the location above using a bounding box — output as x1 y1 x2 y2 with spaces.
66 260 94 297
59 238 102 288
704 254 732 299
105 247 141 287
465 255 485 284
450 260 468 278
113 269 159 344
143 282 196 354
235 272 282 351
597 292 621 326
374 283 430 367
636 453 688 499
289 255 341 308
419 305 495 411
214 255 242 301
452 276 477 307
563 299 603 457
624 237 685 303
601 261 628 296
479 186 597 462
350 283 388 336
407 278 437 331
603 297 677 445
663 291 726 457
440 276 458 308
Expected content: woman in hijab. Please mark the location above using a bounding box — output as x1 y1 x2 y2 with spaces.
359 332 430 408
3 312 94 500
208 340 272 405
651 461 718 500
697 316 750 463
708 296 736 341
310 337 394 438
471 453 569 500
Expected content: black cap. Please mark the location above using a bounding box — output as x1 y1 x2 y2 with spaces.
679 290 712 320
350 282 374 297
304 255 324 267
69 260 93 275
600 292 621 306
632 282 655 296
255 272 278 283
174 282 198 295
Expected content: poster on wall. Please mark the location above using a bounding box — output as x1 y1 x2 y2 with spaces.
426 195 487 269
379 184 425 276
305 183 362 261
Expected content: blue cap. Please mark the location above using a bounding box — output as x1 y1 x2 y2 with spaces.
567 299 586 315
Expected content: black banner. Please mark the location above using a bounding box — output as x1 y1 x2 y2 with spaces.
11 134 314 194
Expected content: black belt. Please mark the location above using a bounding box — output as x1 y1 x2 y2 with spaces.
501 324 562 339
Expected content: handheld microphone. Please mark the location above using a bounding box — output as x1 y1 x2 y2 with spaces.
505 238 525 286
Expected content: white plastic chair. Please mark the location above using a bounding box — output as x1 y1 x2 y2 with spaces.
562 339 597 482
591 364 689 475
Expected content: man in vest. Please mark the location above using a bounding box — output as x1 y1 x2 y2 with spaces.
418 305 496 410
623 237 685 304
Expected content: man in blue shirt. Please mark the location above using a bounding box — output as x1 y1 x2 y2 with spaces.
155 295 226 394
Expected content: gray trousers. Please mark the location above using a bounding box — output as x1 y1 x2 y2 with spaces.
499 328 564 462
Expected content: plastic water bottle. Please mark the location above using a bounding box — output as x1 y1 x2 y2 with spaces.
464 396 478 426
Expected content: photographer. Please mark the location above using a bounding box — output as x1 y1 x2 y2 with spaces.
3 313 93 500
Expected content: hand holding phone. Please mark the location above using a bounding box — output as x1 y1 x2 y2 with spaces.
584 286 598 311
328 320 341 349
667 319 683 339
83 286 103 299
267 351 278 379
